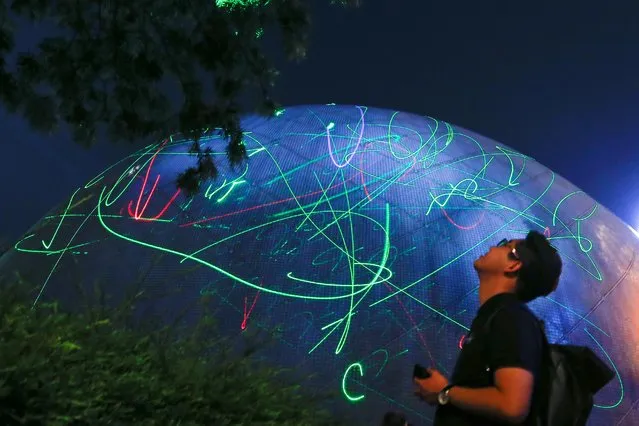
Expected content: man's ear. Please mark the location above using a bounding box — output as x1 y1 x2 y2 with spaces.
504 260 523 274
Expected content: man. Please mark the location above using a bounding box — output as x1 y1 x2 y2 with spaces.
414 230 562 425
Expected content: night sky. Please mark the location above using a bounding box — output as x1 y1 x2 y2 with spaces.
2 1 639 245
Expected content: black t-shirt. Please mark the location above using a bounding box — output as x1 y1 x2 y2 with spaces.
433 292 543 426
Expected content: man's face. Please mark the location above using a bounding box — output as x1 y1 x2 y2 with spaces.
473 238 523 275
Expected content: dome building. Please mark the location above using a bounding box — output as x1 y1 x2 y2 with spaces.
0 105 636 425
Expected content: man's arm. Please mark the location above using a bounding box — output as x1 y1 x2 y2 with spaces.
447 305 542 424
447 367 535 424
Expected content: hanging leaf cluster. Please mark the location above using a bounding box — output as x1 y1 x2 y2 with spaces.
0 0 360 194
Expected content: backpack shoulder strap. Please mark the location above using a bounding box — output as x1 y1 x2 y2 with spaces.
481 303 549 366
481 304 519 337
481 305 505 335
483 303 546 337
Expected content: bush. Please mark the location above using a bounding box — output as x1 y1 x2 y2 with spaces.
0 281 341 425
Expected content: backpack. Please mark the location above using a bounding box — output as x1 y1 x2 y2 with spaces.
483 306 614 426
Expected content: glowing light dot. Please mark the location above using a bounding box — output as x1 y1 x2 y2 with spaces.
216 0 269 8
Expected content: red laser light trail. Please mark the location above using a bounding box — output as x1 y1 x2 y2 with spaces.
180 175 359 227
241 290 261 330
442 207 486 230
127 140 181 221
382 282 435 366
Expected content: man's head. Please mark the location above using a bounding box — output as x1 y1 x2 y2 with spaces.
474 230 562 302
381 411 408 426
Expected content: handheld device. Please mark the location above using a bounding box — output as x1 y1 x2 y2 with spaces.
413 363 431 379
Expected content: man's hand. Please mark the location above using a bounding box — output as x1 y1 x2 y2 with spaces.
413 368 450 406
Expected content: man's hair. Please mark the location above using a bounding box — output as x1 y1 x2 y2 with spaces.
381 411 407 426
514 230 563 303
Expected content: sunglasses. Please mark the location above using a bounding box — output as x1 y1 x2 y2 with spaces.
496 238 520 260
